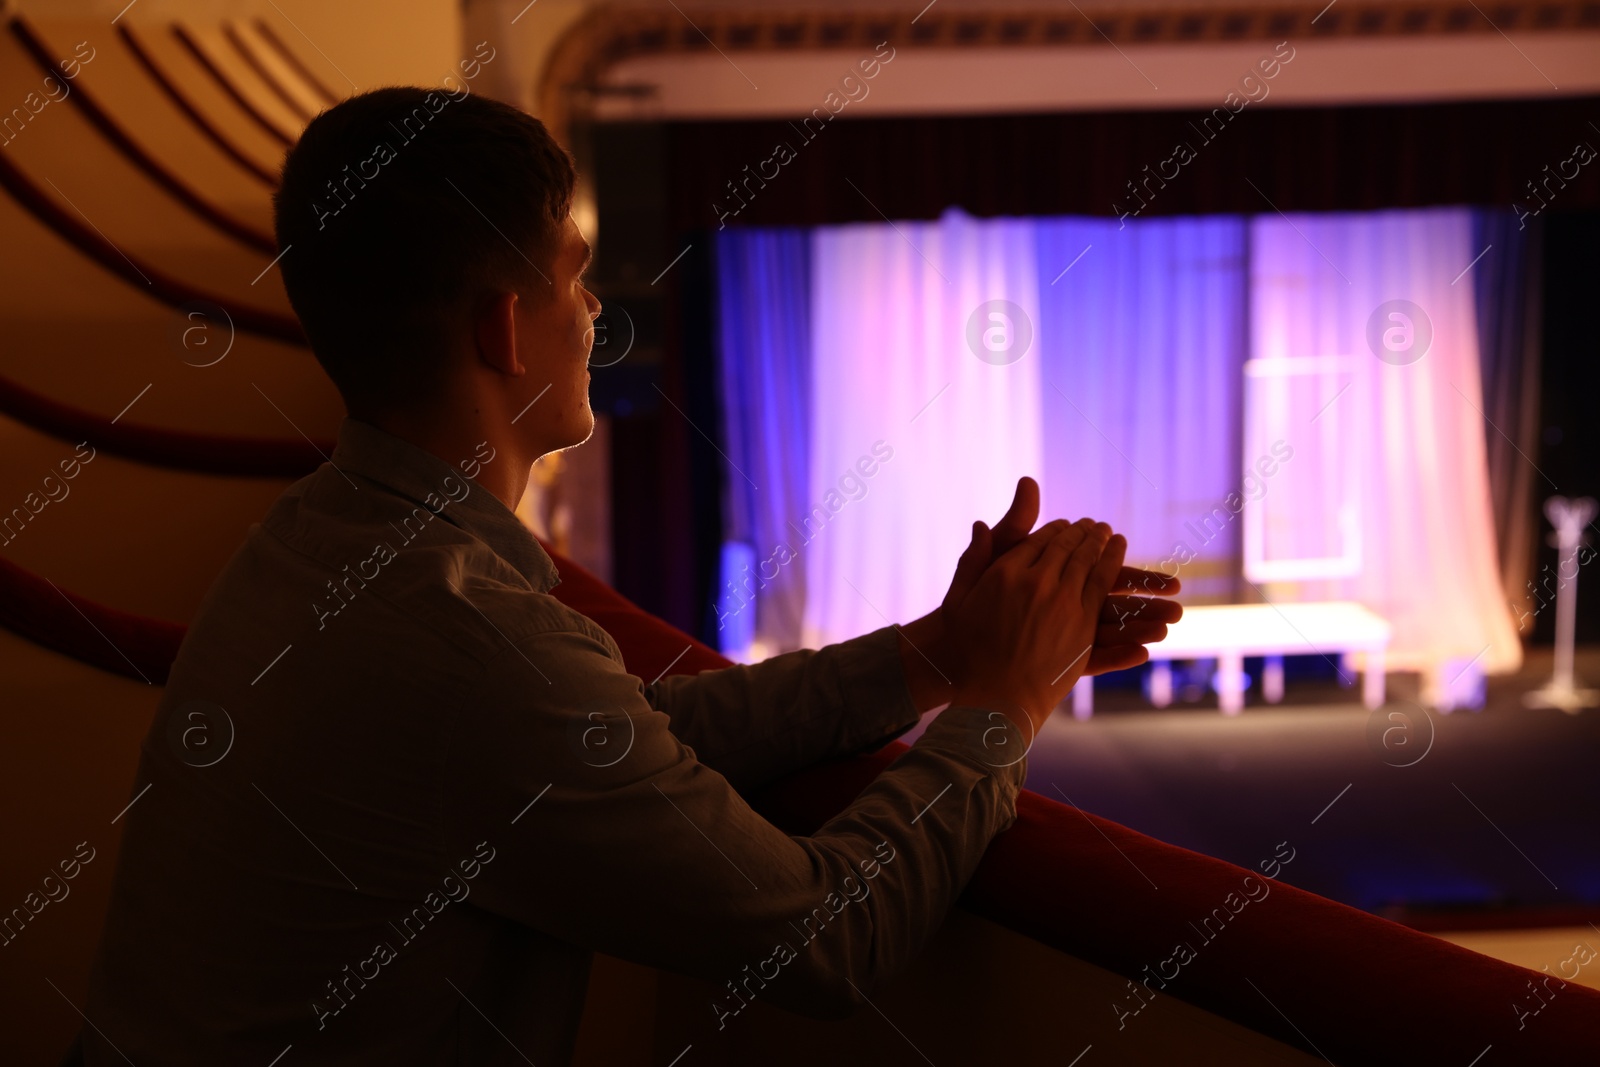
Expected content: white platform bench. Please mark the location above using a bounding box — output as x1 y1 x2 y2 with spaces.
1071 601 1393 718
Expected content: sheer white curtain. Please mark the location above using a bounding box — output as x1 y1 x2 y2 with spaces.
1034 216 1249 602
1249 207 1522 695
754 205 1519 703
801 208 1043 649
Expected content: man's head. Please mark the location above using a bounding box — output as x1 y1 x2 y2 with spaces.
273 86 598 461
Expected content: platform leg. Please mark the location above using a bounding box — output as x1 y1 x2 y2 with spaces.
1263 655 1285 704
1363 648 1386 709
1148 662 1172 707
1072 676 1093 720
1339 651 1358 688
1217 652 1245 715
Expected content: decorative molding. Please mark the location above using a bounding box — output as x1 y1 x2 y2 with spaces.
538 1 1600 138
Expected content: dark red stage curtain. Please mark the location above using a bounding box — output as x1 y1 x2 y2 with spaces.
664 95 1600 231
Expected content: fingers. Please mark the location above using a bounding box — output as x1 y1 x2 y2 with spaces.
1094 619 1170 647
1005 517 1076 569
1099 596 1183 627
1031 517 1096 577
1085 644 1152 676
990 477 1042 558
942 520 994 613
1084 533 1127 615
970 521 993 569
1060 522 1113 597
1111 566 1182 597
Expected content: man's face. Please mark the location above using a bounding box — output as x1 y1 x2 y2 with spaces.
516 213 600 453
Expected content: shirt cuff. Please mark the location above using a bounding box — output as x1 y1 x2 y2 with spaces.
828 623 926 757
914 703 1032 788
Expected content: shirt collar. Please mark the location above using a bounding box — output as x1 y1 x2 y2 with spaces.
326 417 561 594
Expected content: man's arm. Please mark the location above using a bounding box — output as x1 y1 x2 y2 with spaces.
646 587 1176 795
644 477 1182 792
642 624 924 794
444 625 1027 1022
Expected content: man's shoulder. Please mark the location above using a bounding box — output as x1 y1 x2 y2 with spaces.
270 496 612 644
180 465 608 671
420 567 621 662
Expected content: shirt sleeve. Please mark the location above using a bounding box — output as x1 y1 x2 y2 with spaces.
641 624 924 793
441 625 1029 1023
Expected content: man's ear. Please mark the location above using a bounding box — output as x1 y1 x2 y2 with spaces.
473 291 526 377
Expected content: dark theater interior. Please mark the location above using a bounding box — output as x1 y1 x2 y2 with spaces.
2 0 1598 1064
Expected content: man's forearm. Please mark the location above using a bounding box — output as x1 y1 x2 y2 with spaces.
895 610 958 714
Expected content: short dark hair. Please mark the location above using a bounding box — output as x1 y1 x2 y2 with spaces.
273 86 577 411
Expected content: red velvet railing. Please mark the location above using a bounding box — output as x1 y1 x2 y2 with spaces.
9 18 277 255
8 544 1592 1063
117 23 281 188
537 544 1600 1065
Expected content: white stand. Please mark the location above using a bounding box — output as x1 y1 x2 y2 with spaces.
1524 495 1598 714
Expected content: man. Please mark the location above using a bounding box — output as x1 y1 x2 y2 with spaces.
82 88 1180 1065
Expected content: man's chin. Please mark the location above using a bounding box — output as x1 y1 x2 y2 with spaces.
556 410 596 453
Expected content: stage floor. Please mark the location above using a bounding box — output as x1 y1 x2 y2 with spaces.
902 647 1600 938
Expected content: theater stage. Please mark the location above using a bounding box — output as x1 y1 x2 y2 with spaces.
901 645 1600 974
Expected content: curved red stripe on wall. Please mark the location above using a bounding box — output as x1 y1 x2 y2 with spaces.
117 23 282 188
0 147 307 345
0 374 330 477
223 20 316 124
250 18 342 107
0 554 184 684
9 18 277 256
171 22 296 148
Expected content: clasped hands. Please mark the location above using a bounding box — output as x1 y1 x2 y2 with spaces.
896 477 1182 725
